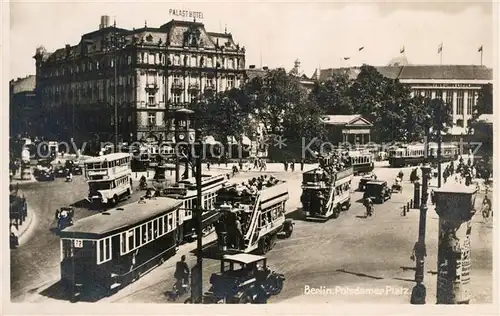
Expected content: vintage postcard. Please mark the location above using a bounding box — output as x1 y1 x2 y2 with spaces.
4 0 497 315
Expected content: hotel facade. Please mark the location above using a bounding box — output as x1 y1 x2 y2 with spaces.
318 64 493 136
34 15 246 143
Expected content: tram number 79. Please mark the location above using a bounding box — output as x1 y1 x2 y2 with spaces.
73 239 83 248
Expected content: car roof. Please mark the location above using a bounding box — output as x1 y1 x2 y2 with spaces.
366 180 386 185
222 253 266 265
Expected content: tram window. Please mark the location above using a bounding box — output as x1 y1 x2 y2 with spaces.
99 240 104 263
158 216 164 236
163 215 168 234
153 219 158 238
172 212 177 228
105 237 111 260
135 227 141 247
168 214 173 231
128 230 134 251
121 232 126 253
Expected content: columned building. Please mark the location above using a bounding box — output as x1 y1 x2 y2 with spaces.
318 64 493 136
34 15 246 143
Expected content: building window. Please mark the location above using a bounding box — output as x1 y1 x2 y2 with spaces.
174 55 180 65
436 90 443 99
173 75 181 85
173 93 181 104
205 77 213 87
148 112 156 126
456 91 464 115
467 91 475 115
227 76 234 89
228 59 233 69
148 53 155 64
445 90 453 106
148 93 156 106
423 90 432 99
456 119 464 127
207 57 213 68
191 56 197 67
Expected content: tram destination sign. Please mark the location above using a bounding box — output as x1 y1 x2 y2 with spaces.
169 9 204 20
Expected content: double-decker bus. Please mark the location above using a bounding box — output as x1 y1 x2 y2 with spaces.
59 197 182 300
349 151 374 175
211 177 294 255
162 172 229 242
85 153 132 206
301 155 353 221
388 143 459 168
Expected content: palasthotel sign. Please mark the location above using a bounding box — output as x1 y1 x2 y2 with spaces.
169 9 204 20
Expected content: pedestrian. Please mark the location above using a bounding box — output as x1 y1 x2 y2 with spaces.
300 159 304 172
290 160 295 172
207 161 211 171
284 160 288 171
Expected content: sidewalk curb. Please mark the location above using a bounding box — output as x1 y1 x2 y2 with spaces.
16 201 36 246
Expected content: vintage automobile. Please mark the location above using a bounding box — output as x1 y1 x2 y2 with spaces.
357 173 378 191
54 165 67 178
36 169 55 181
34 159 53 177
65 160 83 175
363 180 392 204
203 254 285 304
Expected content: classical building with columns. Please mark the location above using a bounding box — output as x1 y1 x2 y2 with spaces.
317 62 493 136
33 15 246 143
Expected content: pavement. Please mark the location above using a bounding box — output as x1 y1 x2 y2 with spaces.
10 162 493 304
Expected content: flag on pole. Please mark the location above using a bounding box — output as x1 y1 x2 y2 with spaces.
400 46 405 54
478 45 483 52
343 57 351 60
437 43 443 54
358 47 364 51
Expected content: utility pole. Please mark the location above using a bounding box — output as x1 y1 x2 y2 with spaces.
194 128 203 303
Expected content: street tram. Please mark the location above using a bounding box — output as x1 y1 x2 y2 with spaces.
59 197 183 300
162 172 229 242
211 177 294 255
85 153 132 206
301 154 353 220
348 151 374 175
388 143 459 167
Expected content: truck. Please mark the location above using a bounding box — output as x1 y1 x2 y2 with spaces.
211 177 294 256
301 154 353 220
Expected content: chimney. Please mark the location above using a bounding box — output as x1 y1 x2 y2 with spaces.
65 44 70 50
262 66 269 70
100 15 110 29
249 65 255 69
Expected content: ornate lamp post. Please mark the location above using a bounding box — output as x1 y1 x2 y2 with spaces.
173 108 203 303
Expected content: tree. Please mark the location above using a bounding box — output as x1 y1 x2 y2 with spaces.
194 88 252 144
469 83 493 131
309 71 353 115
245 68 307 133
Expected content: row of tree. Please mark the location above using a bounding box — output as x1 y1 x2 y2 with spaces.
192 65 492 155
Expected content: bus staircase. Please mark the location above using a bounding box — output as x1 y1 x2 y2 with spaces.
243 193 262 252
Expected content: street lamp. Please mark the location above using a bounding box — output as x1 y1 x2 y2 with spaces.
103 24 127 152
173 108 203 303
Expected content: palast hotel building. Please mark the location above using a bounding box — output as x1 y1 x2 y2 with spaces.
34 15 246 143
317 57 493 137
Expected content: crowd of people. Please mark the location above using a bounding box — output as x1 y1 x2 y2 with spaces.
219 175 280 198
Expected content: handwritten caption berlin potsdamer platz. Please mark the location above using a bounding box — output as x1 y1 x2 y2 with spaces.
169 9 204 20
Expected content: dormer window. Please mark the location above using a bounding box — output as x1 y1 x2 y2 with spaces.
146 34 153 42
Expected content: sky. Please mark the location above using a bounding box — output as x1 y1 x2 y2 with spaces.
9 0 495 80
